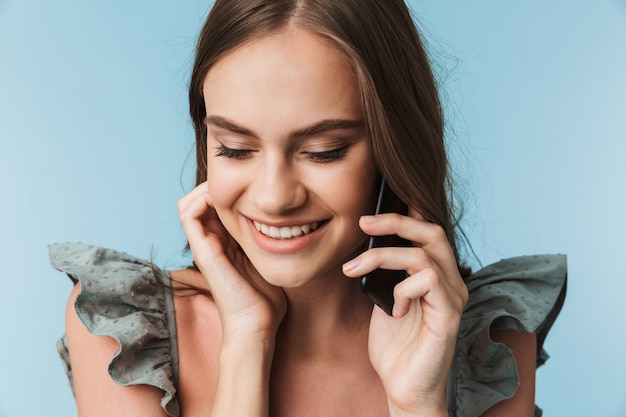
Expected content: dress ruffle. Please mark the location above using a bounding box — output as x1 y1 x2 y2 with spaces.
447 254 567 417
51 244 566 417
50 243 180 417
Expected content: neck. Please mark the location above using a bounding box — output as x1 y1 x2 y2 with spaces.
277 272 374 358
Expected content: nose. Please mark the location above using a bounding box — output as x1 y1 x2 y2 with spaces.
252 158 307 215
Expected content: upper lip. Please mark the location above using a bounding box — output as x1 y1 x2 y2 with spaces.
246 216 327 228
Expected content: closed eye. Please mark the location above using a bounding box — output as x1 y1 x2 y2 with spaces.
304 145 351 163
214 144 255 159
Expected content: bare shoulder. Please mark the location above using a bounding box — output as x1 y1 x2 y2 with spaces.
169 268 222 415
63 267 223 415
169 268 220 330
64 284 168 416
482 329 537 417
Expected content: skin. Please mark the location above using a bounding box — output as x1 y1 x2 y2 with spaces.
65 26 537 417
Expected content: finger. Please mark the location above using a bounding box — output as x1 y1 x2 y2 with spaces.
179 186 246 273
343 243 468 314
342 246 439 278
179 186 234 253
178 187 219 230
177 181 212 213
178 192 241 296
392 268 463 326
359 214 449 251
179 189 226 254
358 214 458 280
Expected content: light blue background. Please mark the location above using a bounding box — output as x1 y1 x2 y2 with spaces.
1 1 625 416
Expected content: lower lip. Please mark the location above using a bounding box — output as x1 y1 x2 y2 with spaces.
247 220 327 254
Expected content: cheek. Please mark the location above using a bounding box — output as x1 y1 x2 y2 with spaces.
324 169 378 217
206 160 240 211
206 171 243 241
322 151 378 216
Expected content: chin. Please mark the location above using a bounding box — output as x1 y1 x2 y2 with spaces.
250 260 330 289
247 248 365 291
233 222 369 289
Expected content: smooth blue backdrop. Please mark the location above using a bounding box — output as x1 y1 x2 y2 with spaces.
1 1 625 416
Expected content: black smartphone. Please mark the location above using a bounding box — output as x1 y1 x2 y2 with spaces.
360 179 412 315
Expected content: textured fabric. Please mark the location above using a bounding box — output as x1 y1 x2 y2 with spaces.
49 243 180 417
447 254 567 417
51 243 566 417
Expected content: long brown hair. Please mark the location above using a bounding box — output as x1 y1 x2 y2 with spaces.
189 0 468 273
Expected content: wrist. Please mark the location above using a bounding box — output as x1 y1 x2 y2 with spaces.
211 338 275 417
388 407 448 417
387 396 448 417
221 313 282 345
220 336 276 363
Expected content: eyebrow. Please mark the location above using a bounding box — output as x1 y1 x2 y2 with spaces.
204 115 364 140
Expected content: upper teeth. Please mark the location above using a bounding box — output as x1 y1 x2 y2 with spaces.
253 221 319 239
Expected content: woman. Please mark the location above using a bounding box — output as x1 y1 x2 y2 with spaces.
51 1 566 416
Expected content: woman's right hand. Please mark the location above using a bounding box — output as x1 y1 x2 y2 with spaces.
179 182 284 416
178 182 287 343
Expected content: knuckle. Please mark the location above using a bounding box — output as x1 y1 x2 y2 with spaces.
421 267 439 286
389 212 404 223
410 247 428 264
393 279 409 299
176 194 190 212
430 224 447 241
178 208 187 222
393 283 403 300
379 212 403 230
178 208 193 226
368 247 385 267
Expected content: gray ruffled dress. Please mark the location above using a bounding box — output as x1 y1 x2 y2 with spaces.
50 243 566 417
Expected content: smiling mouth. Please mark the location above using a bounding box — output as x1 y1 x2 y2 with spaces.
253 220 324 239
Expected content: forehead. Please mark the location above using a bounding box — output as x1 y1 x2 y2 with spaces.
205 27 352 84
202 28 362 128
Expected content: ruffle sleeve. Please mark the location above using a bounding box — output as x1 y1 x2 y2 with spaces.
447 254 567 417
50 243 180 417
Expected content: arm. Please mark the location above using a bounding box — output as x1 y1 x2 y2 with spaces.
65 284 168 417
210 337 275 416
343 213 468 417
178 182 287 417
345 211 539 417
481 329 537 417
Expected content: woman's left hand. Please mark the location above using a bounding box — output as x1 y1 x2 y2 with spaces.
342 211 468 417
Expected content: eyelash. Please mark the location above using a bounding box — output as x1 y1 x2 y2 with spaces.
303 145 350 162
214 145 254 160
213 144 350 162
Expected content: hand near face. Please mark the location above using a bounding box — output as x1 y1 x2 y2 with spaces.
343 212 469 416
178 182 287 341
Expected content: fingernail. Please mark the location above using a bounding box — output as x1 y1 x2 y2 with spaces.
342 258 360 272
361 215 381 224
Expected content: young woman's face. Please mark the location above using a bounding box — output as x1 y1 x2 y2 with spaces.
202 28 378 288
